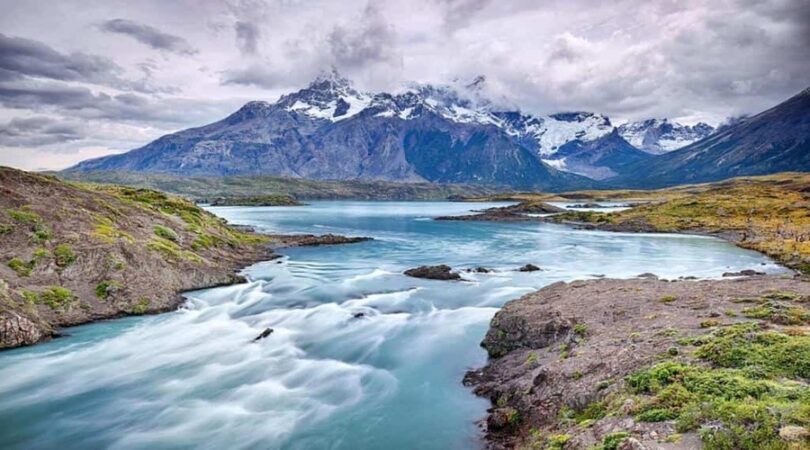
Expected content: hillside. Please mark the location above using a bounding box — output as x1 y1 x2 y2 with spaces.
614 88 810 187
56 170 505 201
450 173 810 275
0 167 276 349
468 276 810 449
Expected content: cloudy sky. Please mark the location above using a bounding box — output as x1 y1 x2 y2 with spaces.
0 0 808 170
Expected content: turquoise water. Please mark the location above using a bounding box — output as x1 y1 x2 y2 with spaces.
0 201 783 450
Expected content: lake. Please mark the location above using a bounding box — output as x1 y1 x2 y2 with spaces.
0 201 783 449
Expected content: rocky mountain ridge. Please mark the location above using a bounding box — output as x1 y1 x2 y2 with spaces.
67 71 716 189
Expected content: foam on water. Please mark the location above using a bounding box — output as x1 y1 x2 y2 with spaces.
0 201 786 449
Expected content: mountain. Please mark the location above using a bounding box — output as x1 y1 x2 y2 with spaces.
613 87 810 188
617 119 714 154
69 71 597 190
542 130 653 180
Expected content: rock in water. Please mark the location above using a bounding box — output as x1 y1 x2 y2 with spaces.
252 328 274 342
403 265 461 280
519 264 541 272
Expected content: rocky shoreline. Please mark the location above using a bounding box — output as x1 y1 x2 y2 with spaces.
466 275 810 449
0 168 370 350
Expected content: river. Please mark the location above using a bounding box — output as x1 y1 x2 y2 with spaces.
0 201 783 449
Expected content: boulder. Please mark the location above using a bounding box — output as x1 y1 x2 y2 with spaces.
404 265 461 280
519 264 541 272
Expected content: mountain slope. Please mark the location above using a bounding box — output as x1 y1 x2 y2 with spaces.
614 87 810 188
68 72 598 190
542 130 652 180
617 119 714 154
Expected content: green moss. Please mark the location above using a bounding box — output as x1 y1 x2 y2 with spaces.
20 289 39 305
699 319 720 328
695 323 810 379
622 325 810 450
131 298 150 314
31 225 52 244
95 280 123 299
6 207 41 225
660 295 677 303
147 238 204 264
8 257 33 277
53 244 76 268
38 286 76 309
92 216 135 244
545 434 570 450
525 351 539 367
637 408 679 422
153 224 179 242
599 432 630 450
741 301 809 325
573 323 587 336
32 247 50 261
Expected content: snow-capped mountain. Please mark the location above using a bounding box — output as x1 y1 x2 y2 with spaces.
617 119 714 154
74 70 788 188
68 71 597 190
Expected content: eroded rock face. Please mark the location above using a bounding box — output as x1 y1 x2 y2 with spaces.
403 265 461 280
0 311 49 349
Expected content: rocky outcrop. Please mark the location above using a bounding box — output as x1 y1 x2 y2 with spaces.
0 168 368 350
467 276 810 449
436 202 565 222
404 265 461 280
271 234 372 247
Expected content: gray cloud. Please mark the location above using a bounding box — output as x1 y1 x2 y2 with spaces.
235 21 261 55
0 33 122 84
328 5 401 69
99 19 198 55
437 0 492 31
0 79 232 126
0 116 84 147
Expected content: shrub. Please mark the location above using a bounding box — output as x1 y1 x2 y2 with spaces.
153 224 179 242
600 432 630 450
6 208 41 225
95 280 122 299
39 286 75 309
0 223 14 235
660 295 677 303
131 298 150 314
53 244 76 268
699 319 719 328
8 257 33 277
573 323 587 336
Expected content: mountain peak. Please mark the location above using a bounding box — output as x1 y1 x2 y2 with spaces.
308 68 353 91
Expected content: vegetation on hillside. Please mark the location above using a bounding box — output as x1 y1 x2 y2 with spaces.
0 168 272 349
463 173 810 275
57 170 502 201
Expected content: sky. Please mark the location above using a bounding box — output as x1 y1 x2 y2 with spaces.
0 0 808 170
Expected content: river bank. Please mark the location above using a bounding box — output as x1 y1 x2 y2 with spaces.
0 167 368 349
466 275 810 449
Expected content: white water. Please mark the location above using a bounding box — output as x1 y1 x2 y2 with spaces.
0 201 784 449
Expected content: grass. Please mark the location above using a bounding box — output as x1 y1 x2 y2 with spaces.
153 224 179 242
0 223 14 235
7 257 33 277
548 175 810 274
621 323 810 450
53 244 76 268
95 280 123 299
24 286 77 310
92 215 135 244
6 207 41 225
147 237 204 264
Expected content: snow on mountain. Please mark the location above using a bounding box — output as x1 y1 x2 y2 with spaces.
278 69 372 121
617 119 714 154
